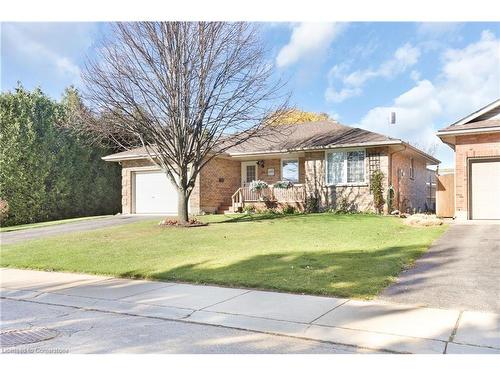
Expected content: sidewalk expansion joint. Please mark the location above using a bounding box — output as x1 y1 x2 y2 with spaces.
198 290 253 312
445 310 464 346
111 283 176 299
308 299 350 324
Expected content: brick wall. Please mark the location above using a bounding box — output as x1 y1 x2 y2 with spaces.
197 157 241 214
118 144 436 215
304 151 327 205
390 149 431 213
454 132 500 219
298 157 306 184
303 147 390 212
257 159 281 184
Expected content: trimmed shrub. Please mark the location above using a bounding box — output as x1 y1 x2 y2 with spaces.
370 170 385 214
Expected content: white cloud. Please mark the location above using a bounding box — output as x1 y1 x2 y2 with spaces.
354 30 500 166
2 23 97 85
436 30 500 114
325 86 362 103
276 23 346 68
325 43 421 103
386 43 421 73
358 80 440 137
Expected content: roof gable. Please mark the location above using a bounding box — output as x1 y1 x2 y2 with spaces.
438 98 500 133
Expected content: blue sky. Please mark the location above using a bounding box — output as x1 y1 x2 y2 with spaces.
1 22 499 167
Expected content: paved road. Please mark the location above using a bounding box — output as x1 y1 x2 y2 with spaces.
379 222 500 313
0 215 161 245
0 298 363 354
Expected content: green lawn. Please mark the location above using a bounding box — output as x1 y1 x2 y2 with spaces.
0 213 446 299
0 215 112 233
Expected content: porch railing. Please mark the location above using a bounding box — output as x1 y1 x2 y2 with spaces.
231 185 306 211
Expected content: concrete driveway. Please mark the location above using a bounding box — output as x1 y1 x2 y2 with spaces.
379 222 500 313
0 215 161 245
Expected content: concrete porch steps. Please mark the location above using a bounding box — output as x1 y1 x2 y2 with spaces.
217 204 235 214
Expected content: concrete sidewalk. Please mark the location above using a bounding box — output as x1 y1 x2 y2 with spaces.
1 268 499 354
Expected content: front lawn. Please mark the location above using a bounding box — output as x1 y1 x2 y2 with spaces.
0 213 446 299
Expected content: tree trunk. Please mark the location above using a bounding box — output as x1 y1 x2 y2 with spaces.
177 189 189 225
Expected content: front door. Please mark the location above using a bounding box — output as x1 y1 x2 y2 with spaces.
241 161 258 186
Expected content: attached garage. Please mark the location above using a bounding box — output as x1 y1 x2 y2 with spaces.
133 171 179 214
469 158 500 220
437 98 500 220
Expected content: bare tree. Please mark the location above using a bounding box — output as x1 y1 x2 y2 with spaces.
411 141 439 157
82 22 288 224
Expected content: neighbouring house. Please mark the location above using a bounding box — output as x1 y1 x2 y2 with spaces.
103 120 439 215
437 98 500 220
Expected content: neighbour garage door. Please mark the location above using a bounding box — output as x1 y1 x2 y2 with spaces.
470 159 500 220
134 171 178 214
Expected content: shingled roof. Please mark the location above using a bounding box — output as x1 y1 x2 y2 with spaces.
439 119 500 132
438 98 500 133
225 120 399 154
103 120 439 164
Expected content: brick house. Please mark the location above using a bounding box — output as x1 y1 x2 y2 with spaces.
103 120 439 215
437 99 500 220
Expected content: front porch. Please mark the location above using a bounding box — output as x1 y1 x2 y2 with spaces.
210 155 306 214
228 184 307 213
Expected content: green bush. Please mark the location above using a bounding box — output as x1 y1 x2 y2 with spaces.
281 204 296 214
334 195 354 214
0 86 121 226
370 170 386 214
304 195 320 213
244 203 256 213
386 185 395 213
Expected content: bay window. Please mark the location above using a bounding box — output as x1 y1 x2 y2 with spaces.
326 150 365 185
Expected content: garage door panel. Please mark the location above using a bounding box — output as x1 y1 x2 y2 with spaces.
470 159 500 220
134 171 178 214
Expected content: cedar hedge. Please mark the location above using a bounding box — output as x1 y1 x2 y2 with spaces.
0 85 121 226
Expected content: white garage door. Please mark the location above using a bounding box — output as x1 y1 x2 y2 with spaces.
134 171 178 214
470 159 500 220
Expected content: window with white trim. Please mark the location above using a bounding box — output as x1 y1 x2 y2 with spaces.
326 150 365 185
281 159 299 183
